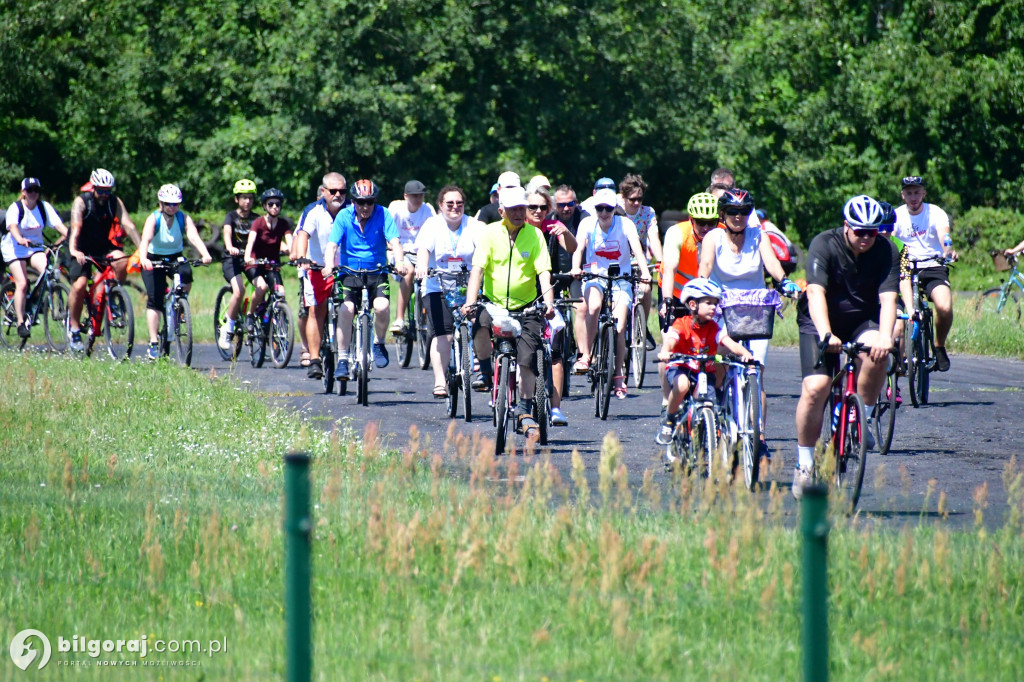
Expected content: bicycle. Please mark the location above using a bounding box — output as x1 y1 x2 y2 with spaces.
660 353 721 489
814 335 869 514
0 243 70 352
976 250 1023 322
579 264 640 420
872 345 903 457
624 269 650 389
243 260 295 369
426 266 475 422
213 261 249 361
904 256 953 407
549 273 580 398
74 255 135 361
148 258 204 367
335 264 392 406
393 259 430 370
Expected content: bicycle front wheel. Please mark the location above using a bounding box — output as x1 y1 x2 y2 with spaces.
249 317 267 368
874 368 898 456
533 350 549 445
907 330 925 408
396 302 415 368
741 373 762 491
597 324 615 420
44 282 71 353
460 325 473 422
0 281 18 350
977 287 1021 322
173 297 193 367
358 317 371 406
213 285 241 361
415 295 430 369
837 392 868 513
103 285 134 361
630 307 647 389
270 301 294 368
494 355 511 456
690 406 718 481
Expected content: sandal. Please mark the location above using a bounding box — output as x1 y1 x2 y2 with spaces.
299 351 311 367
573 357 590 374
517 414 540 438
433 385 449 399
613 376 627 400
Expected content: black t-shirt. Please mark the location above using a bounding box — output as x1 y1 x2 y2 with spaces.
475 202 501 225
796 226 899 336
224 210 259 251
545 207 582 274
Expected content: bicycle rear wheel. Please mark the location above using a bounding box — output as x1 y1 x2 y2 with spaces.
358 317 371 406
597 324 614 420
249 317 267 368
396 302 415 368
173 297 193 367
977 287 1021 322
270 301 294 368
103 285 134 361
630 307 647 389
460 325 473 422
740 373 762 491
213 285 242 361
533 350 549 445
494 355 511 456
0 281 18 350
45 282 71 353
837 392 868 513
322 340 336 394
874 367 898 456
690 406 717 481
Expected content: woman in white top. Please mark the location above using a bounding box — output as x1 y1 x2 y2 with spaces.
415 185 484 397
2 178 68 337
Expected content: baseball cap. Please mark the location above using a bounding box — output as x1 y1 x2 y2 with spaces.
497 171 521 188
21 177 41 191
404 179 426 194
901 176 925 188
489 183 499 195
593 188 618 208
593 177 615 191
529 175 550 188
499 186 528 208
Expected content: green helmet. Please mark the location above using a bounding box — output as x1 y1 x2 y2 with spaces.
233 178 257 195
687 192 719 221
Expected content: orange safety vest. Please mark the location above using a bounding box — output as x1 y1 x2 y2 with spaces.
670 220 723 300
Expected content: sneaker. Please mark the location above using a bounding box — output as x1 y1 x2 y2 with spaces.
934 347 950 372
244 314 256 336
389 319 406 334
645 329 657 351
334 358 350 380
372 342 389 368
17 322 30 338
862 422 876 452
550 407 568 426
792 466 814 500
217 325 234 351
69 330 84 352
306 358 323 379
887 385 903 407
472 374 492 392
147 342 160 360
655 416 676 446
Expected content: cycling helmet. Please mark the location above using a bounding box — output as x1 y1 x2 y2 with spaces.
686 192 719 221
680 277 722 304
157 184 183 203
718 188 755 212
90 168 115 188
351 179 379 200
843 195 883 228
233 178 257 195
260 187 284 204
878 201 896 231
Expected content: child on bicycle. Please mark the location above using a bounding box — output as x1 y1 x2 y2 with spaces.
655 277 752 445
243 188 293 332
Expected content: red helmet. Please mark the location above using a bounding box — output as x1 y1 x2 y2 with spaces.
351 179 379 200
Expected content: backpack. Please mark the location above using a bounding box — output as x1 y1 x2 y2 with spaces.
762 222 797 275
3 200 50 235
80 192 125 246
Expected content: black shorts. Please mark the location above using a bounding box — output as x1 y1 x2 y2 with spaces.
798 319 878 378
423 292 455 339
916 265 951 299
244 264 280 286
67 252 115 282
141 255 192 311
340 273 389 307
473 306 544 374
223 256 246 281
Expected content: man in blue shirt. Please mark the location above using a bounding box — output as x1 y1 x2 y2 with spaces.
324 179 409 378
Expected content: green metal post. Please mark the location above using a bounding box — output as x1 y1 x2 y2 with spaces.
284 452 312 682
801 484 829 682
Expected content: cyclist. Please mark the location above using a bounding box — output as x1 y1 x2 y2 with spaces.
698 188 799 459
893 175 955 372
66 169 141 351
2 178 68 338
570 188 652 399
579 176 617 217
242 188 293 329
656 278 753 446
292 172 348 379
792 195 898 498
414 184 485 398
526 187 577 425
619 174 662 348
460 186 555 439
324 179 409 379
388 180 435 335
138 184 213 360
217 179 260 351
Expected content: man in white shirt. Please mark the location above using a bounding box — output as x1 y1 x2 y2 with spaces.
388 180 436 334
893 175 955 371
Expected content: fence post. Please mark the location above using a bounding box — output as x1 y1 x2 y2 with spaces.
801 484 829 682
284 452 312 682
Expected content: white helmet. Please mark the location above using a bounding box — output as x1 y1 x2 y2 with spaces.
157 184 183 203
90 168 115 188
680 277 722 304
843 195 883 228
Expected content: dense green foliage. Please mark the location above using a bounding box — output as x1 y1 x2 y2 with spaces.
2 0 1023 245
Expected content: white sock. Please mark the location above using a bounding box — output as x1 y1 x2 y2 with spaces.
225 319 235 332
797 445 815 470
864 404 875 423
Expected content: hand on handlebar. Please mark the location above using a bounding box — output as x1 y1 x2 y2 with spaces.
71 250 87 265
227 246 240 257
201 254 213 265
821 332 842 354
868 333 893 363
140 256 153 271
393 261 411 277
544 302 555 320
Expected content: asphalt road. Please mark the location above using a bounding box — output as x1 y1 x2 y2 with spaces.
192 341 1024 529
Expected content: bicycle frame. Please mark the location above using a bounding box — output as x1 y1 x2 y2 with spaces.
82 256 126 337
337 264 390 406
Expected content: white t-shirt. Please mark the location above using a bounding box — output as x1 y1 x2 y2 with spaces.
298 204 339 267
2 200 63 262
579 214 638 275
703 226 767 291
388 200 436 249
893 203 949 261
414 214 484 295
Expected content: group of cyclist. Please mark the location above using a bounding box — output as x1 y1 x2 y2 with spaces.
2 168 962 493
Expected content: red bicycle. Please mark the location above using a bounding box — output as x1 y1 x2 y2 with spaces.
74 255 135 360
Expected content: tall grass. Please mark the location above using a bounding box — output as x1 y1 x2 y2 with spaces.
1 353 1023 680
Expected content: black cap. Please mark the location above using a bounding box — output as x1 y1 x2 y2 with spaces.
901 176 925 188
21 177 41 191
404 180 426 194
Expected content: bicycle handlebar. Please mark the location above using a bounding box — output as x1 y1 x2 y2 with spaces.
813 333 869 369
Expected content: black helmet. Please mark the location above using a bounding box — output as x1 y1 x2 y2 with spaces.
878 201 896 231
718 188 755 212
351 179 379 200
260 187 284 204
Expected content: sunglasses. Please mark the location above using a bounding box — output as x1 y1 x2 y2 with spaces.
94 188 112 195
852 228 878 238
693 218 718 228
443 201 465 209
723 208 747 216
265 201 282 208
162 202 180 209
354 198 375 206
624 195 644 204
595 205 615 214
527 204 548 212
325 187 347 196
556 201 576 209
25 187 40 194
